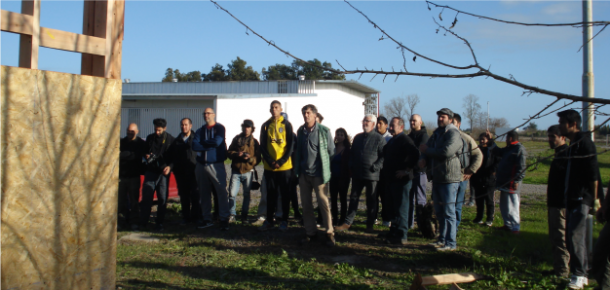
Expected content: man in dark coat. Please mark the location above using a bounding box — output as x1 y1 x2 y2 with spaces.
408 113 429 228
169 118 201 225
118 123 146 230
380 117 420 244
335 114 386 232
140 118 175 231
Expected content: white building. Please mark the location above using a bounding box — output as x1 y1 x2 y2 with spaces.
121 80 380 141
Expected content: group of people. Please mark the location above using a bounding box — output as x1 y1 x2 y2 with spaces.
118 102 609 289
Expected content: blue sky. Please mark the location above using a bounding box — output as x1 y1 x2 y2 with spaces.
2 1 610 130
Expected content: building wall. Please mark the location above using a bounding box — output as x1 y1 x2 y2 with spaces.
215 88 365 143
1 66 121 290
120 99 214 137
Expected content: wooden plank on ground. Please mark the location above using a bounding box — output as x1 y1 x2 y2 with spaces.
421 273 484 286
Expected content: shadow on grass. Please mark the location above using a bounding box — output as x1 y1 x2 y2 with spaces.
120 261 376 289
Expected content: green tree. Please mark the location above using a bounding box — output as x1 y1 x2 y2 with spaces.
226 57 260 81
262 64 297 80
293 59 346 80
203 64 229 81
162 68 174 82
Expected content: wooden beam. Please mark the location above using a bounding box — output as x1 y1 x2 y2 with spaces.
1 10 34 35
2 10 107 56
39 27 106 56
81 0 108 77
18 0 40 69
106 0 124 79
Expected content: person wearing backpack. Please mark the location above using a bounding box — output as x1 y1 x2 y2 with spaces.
418 108 463 252
452 114 482 228
486 129 527 235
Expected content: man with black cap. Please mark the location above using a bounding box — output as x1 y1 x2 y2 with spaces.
419 108 463 252
227 119 261 223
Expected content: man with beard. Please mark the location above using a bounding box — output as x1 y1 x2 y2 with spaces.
419 108 462 252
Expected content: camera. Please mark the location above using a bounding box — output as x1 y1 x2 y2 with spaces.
146 153 158 165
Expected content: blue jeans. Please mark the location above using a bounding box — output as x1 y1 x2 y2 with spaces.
387 180 412 240
455 180 468 228
228 170 253 216
432 182 460 248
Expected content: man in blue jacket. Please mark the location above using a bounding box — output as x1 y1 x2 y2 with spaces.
193 108 230 231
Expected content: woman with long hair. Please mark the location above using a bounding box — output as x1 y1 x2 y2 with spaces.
330 128 352 226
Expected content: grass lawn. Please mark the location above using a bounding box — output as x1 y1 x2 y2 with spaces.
516 141 610 185
116 193 605 289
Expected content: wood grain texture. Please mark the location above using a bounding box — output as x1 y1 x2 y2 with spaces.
1 65 121 290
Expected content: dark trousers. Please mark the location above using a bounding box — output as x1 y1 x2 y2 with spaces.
473 182 495 222
567 204 590 277
289 172 301 218
118 176 141 226
409 172 428 228
345 178 378 227
174 168 201 223
140 171 169 225
330 175 350 225
377 178 392 222
264 170 291 224
387 179 412 240
591 221 610 288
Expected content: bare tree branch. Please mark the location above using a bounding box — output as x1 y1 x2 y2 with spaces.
426 0 610 28
578 24 610 52
211 0 610 106
343 0 477 70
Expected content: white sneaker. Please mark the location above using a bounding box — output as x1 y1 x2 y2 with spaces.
382 221 391 227
568 275 588 289
435 246 456 252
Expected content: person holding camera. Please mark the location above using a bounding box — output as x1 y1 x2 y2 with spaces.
118 123 146 231
139 118 175 231
227 119 261 223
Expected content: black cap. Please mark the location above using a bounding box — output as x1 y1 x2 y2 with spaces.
241 119 254 128
436 108 454 118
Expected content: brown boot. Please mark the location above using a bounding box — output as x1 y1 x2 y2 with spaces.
334 223 350 232
326 234 336 247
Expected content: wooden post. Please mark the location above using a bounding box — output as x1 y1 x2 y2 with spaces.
18 0 40 69
81 0 123 79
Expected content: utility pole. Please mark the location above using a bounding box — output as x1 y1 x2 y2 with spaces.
582 0 595 264
582 0 595 140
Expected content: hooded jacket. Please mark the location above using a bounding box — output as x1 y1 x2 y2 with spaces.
493 141 527 194
421 123 463 184
192 123 228 164
349 131 386 181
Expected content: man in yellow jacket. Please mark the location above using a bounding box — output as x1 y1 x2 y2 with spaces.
258 100 295 231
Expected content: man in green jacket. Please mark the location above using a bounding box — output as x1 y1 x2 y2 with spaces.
295 104 335 246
